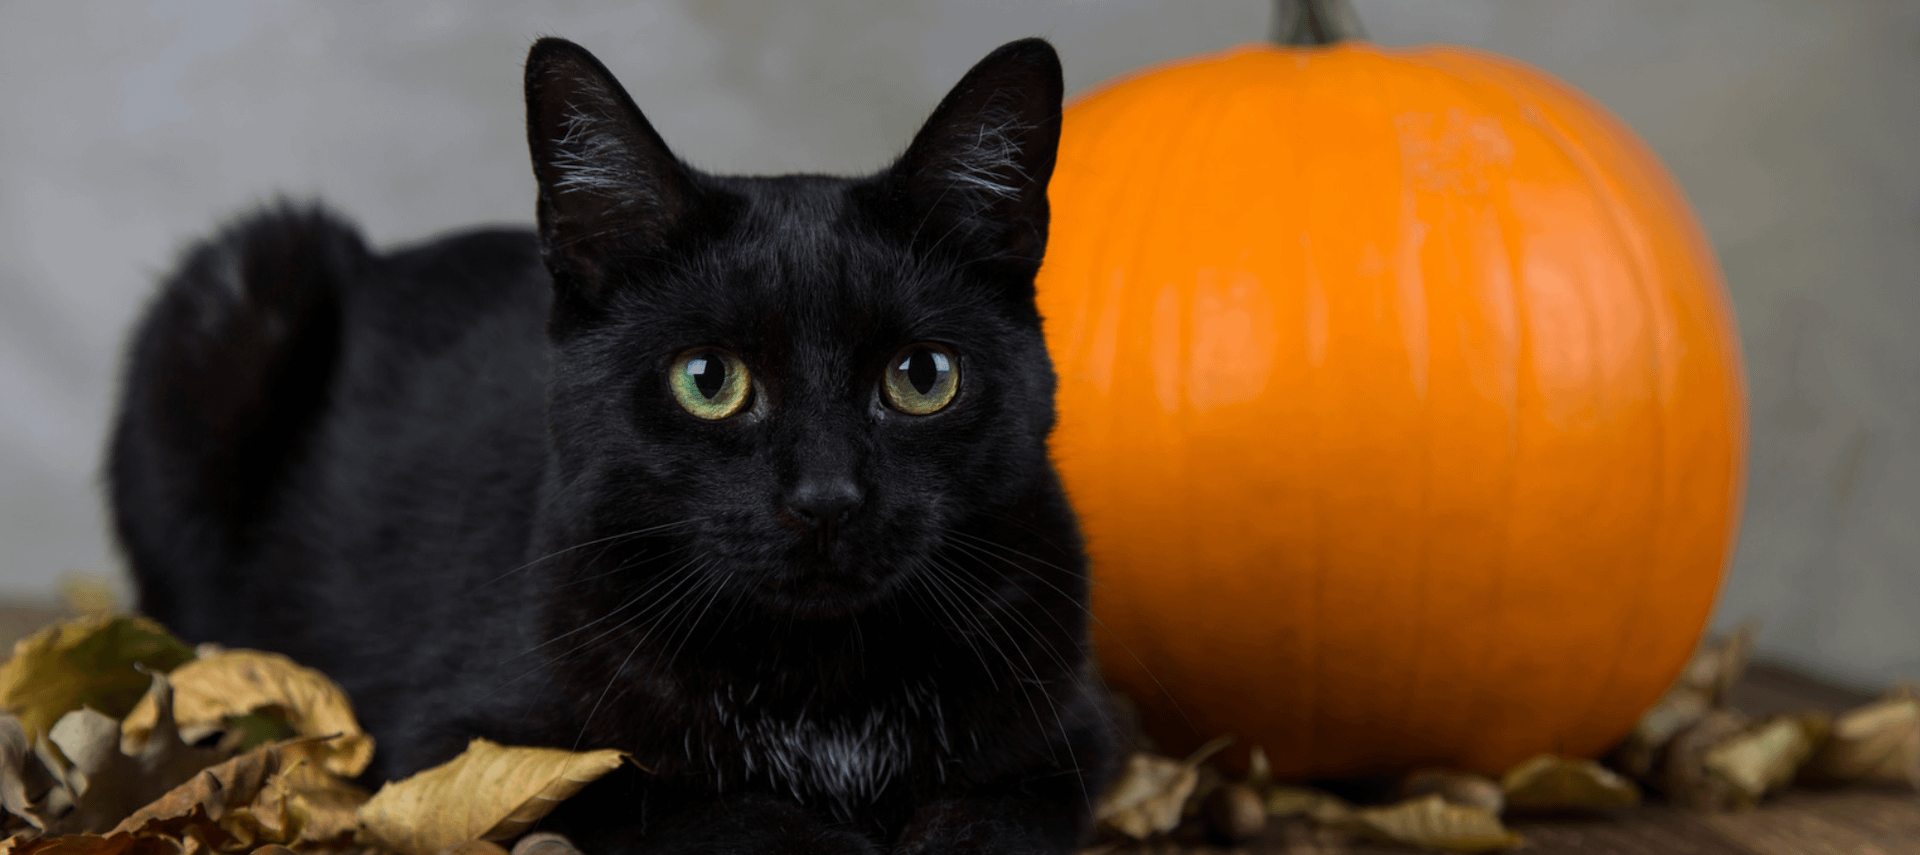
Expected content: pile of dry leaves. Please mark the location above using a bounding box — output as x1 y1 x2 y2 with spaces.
1089 629 1920 852
1 615 1913 855
0 615 626 855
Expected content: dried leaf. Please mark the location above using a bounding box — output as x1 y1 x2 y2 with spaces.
271 759 369 847
58 576 122 619
509 832 579 855
0 831 179 855
1243 746 1272 789
1615 627 1753 781
46 675 230 836
109 741 288 843
1350 794 1522 853
355 739 627 855
1616 687 1713 780
1092 753 1195 839
1262 786 1352 826
1660 709 1751 809
437 842 509 855
2 713 62 831
1091 736 1231 840
1201 783 1265 842
1701 714 1824 808
0 616 193 740
1802 690 1919 788
1398 769 1504 815
121 651 372 779
1500 754 1640 811
1676 625 1755 704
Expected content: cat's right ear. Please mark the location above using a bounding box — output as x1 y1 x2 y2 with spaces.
524 38 693 295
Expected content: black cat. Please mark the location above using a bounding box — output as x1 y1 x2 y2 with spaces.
108 36 1116 854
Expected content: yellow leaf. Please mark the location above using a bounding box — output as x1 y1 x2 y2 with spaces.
355 739 627 855
1500 754 1640 811
1398 769 1504 815
0 616 193 740
1350 794 1522 853
120 651 372 778
1263 786 1353 826
1702 714 1824 808
1803 691 1919 789
1091 736 1230 839
1092 753 1194 839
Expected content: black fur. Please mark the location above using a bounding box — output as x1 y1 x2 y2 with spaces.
109 37 1115 854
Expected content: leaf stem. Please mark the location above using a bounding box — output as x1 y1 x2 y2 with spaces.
1271 0 1368 46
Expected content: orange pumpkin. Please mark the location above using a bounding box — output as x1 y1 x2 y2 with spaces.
1037 3 1747 778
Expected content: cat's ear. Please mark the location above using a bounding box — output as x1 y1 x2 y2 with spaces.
524 38 693 275
887 38 1063 269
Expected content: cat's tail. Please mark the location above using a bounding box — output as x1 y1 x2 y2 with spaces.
108 201 368 641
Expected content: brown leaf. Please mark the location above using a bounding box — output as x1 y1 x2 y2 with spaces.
1500 754 1640 811
1349 794 1522 853
0 616 193 740
44 674 231 836
1675 624 1755 704
271 759 370 847
1802 689 1919 788
1702 714 1824 808
355 739 627 855
110 741 287 843
1201 783 1266 842
120 651 372 779
1615 627 1754 781
1660 709 1752 809
1091 736 1231 840
1398 769 1505 815
1262 786 1352 826
1092 753 1194 839
436 842 509 855
2 713 62 830
0 831 179 855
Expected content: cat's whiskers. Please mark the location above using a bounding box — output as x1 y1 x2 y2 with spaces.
513 549 696 662
569 556 722 756
480 516 707 587
918 552 1096 817
900 561 1000 691
942 528 1201 739
925 547 1100 819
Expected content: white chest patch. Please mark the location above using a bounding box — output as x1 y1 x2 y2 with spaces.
712 684 949 809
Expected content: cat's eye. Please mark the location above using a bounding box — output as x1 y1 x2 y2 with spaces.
882 344 960 415
669 348 752 420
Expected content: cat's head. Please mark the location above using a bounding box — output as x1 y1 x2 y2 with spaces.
523 38 1068 620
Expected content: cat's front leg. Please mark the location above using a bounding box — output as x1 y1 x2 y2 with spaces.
891 790 1094 855
547 783 880 855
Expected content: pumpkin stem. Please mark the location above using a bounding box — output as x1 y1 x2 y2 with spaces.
1271 0 1367 45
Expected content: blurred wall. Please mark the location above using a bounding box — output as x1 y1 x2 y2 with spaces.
0 0 1913 686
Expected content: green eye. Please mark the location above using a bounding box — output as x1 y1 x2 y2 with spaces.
882 344 960 415
669 348 751 419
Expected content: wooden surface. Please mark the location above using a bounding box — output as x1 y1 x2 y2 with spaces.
1099 789 1917 854
1105 664 1916 854
2 606 1913 853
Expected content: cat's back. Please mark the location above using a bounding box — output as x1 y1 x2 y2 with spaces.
111 205 553 671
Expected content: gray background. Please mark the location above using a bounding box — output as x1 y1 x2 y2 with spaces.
1 1 1914 687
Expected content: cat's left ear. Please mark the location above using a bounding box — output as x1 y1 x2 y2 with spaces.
887 38 1063 270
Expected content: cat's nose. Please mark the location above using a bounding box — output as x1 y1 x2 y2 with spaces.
785 477 863 530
